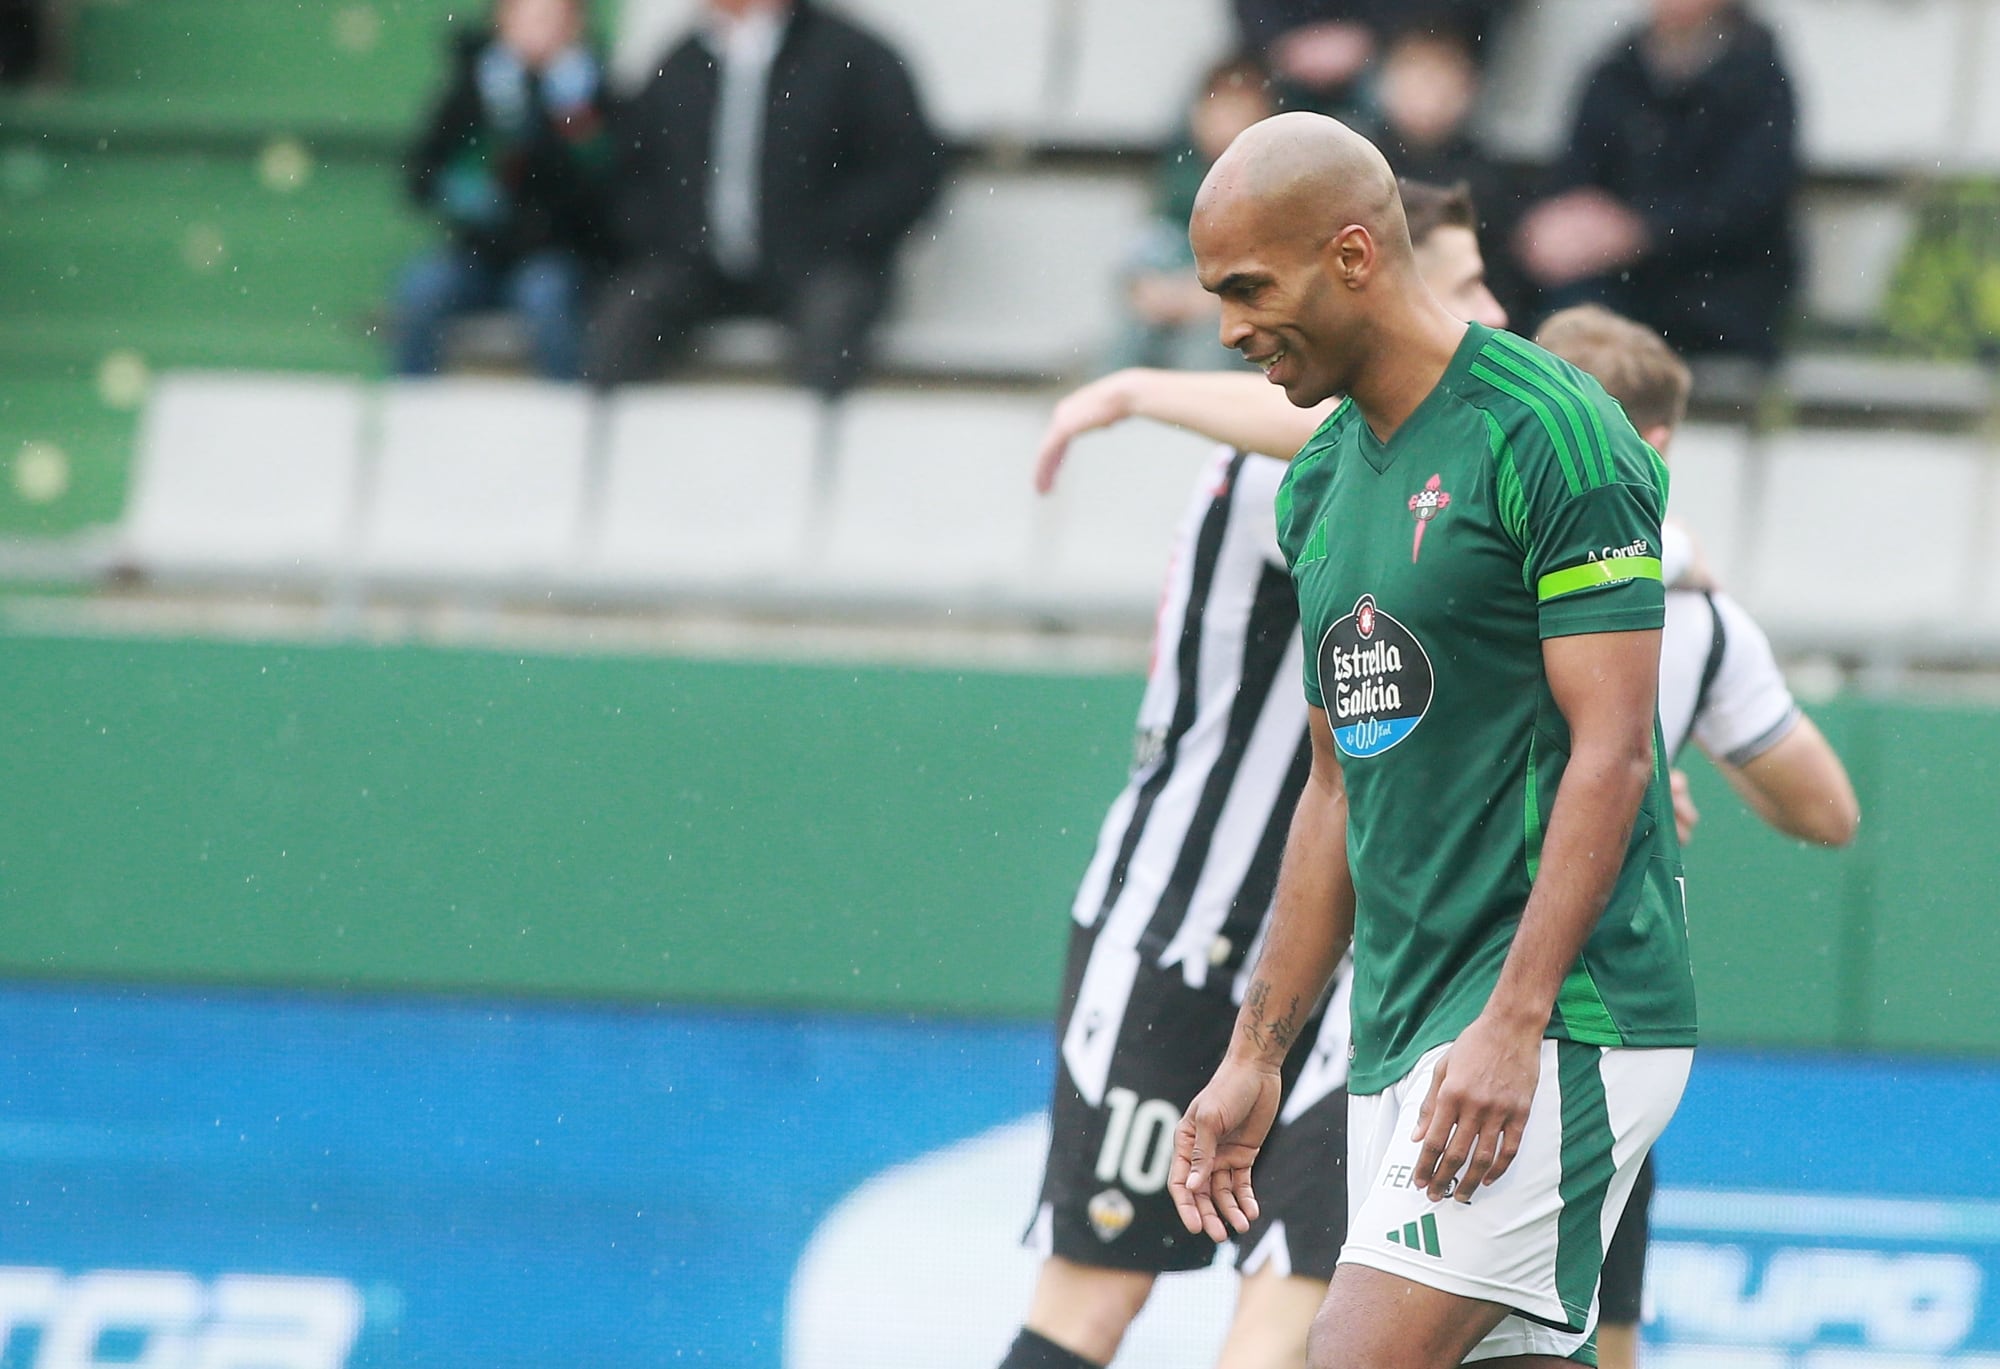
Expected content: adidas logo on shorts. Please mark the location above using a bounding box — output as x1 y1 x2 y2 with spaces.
1386 1213 1443 1257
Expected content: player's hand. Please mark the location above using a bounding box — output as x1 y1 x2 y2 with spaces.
1169 1057 1282 1241
1671 768 1700 846
1411 1012 1541 1203
1032 372 1142 494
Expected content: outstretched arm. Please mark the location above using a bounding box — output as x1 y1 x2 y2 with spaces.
1411 627 1661 1203
1710 715 1859 848
1034 368 1333 493
1170 706 1354 1241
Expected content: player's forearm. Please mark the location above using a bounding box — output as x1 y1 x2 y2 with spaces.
1227 775 1355 1068
1112 368 1331 460
1725 744 1860 849
1485 736 1653 1030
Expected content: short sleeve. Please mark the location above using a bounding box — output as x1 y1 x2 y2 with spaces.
1528 481 1668 638
1480 357 1669 638
1691 592 1802 765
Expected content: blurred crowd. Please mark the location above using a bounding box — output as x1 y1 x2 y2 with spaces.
390 0 1799 392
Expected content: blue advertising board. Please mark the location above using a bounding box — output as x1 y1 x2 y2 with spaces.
0 984 1994 1368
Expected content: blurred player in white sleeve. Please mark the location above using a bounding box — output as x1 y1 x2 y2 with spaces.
1533 304 1857 1369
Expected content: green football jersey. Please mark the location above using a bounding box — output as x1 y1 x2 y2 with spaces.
1274 323 1697 1095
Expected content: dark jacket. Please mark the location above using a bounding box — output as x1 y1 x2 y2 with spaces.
1379 128 1530 319
608 0 945 281
405 32 616 265
1233 0 1513 56
1547 9 1799 358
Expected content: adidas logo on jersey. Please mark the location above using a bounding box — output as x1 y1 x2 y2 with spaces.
1386 1213 1443 1257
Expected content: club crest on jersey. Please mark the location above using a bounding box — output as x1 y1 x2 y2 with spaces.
1320 595 1435 758
1408 474 1451 562
1088 1188 1136 1242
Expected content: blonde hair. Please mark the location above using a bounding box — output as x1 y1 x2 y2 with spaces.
1533 304 1692 433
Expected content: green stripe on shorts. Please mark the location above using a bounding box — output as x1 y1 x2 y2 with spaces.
1555 1041 1615 1328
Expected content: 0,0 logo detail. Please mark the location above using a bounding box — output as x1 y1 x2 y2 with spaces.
1320 594 1435 757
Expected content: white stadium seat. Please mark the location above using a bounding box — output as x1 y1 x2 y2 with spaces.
1967 5 2000 171
1798 189 1917 330
121 372 366 582
360 379 594 585
1756 0 1963 173
816 392 1049 604
884 172 1152 380
1038 420 1228 618
1048 0 1235 146
1478 0 1644 160
836 0 1058 142
1738 430 1982 641
579 384 825 594
1661 423 1752 590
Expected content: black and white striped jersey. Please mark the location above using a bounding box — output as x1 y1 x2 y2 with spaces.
1068 445 1312 998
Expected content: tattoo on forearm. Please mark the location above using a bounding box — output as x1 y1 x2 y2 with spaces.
1244 979 1304 1054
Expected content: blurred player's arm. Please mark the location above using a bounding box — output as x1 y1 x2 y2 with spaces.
1707 715 1859 848
1413 627 1662 1204
1170 704 1353 1241
1034 368 1331 493
1689 593 1859 849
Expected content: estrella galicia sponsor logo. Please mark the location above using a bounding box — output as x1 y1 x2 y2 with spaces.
1321 595 1434 758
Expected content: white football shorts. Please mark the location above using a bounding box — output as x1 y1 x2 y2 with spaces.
1341 1038 1693 1363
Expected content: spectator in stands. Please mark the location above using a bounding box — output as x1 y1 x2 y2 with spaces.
1373 24 1527 319
1108 56 1276 372
1513 0 1799 362
391 0 612 381
1231 0 1513 117
585 0 944 397
0 0 43 84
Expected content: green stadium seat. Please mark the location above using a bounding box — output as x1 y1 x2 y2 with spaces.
0 144 429 377
0 378 140 535
28 0 468 146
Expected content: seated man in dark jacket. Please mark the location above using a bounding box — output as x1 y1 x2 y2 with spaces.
586 0 943 396
392 0 614 380
1514 0 1798 362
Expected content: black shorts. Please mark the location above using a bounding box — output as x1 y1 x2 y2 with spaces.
1598 1149 1655 1325
1030 918 1348 1279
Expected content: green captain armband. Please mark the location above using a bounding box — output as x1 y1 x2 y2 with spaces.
1536 556 1662 603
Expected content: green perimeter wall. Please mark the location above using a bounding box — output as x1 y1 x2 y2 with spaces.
1 633 1996 1054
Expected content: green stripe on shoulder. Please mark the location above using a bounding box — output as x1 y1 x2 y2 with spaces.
1469 360 1585 498
1477 344 1608 493
1481 410 1530 560
1491 332 1618 489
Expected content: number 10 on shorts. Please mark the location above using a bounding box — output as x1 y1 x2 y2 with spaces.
1095 1088 1180 1195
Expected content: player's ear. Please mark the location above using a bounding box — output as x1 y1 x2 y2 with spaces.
1329 224 1373 288
1641 423 1675 459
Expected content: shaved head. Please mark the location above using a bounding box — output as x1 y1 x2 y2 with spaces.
1189 112 1458 412
1193 110 1411 268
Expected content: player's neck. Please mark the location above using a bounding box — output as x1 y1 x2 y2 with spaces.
1349 297 1470 445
